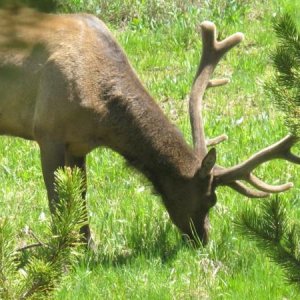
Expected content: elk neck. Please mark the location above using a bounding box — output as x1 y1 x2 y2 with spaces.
99 77 200 188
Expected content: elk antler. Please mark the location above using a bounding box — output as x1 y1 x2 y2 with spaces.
214 135 300 197
206 134 228 147
191 22 300 198
189 21 244 159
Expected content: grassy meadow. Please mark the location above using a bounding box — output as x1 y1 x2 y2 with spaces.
1 0 300 298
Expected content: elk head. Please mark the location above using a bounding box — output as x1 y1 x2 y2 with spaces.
165 21 300 244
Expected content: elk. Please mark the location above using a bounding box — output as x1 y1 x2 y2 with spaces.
0 8 299 246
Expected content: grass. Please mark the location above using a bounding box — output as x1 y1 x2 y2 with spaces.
1 0 300 298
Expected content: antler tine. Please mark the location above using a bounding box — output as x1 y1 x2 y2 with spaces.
207 78 230 88
246 173 293 193
206 134 228 147
227 181 270 198
214 134 300 194
189 21 244 159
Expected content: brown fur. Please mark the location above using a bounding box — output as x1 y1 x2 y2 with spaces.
0 8 214 244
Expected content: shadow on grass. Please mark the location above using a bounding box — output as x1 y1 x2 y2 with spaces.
80 233 201 269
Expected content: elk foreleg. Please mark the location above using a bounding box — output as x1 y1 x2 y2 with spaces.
40 141 93 247
65 152 93 247
39 140 65 214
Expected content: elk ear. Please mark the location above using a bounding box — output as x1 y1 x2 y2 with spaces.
198 148 216 178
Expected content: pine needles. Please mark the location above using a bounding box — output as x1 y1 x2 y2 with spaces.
246 16 300 284
234 14 300 284
0 167 87 299
266 14 300 135
236 197 300 285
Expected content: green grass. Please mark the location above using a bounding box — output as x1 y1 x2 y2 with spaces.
1 0 300 298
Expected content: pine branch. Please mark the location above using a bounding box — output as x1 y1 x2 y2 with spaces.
235 197 300 285
0 167 87 299
265 13 300 136
274 14 297 43
19 167 87 298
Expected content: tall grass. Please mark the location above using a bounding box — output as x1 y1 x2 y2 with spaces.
1 0 300 298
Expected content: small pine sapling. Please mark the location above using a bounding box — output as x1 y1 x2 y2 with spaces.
237 13 300 286
0 167 87 299
266 13 300 135
236 197 300 284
